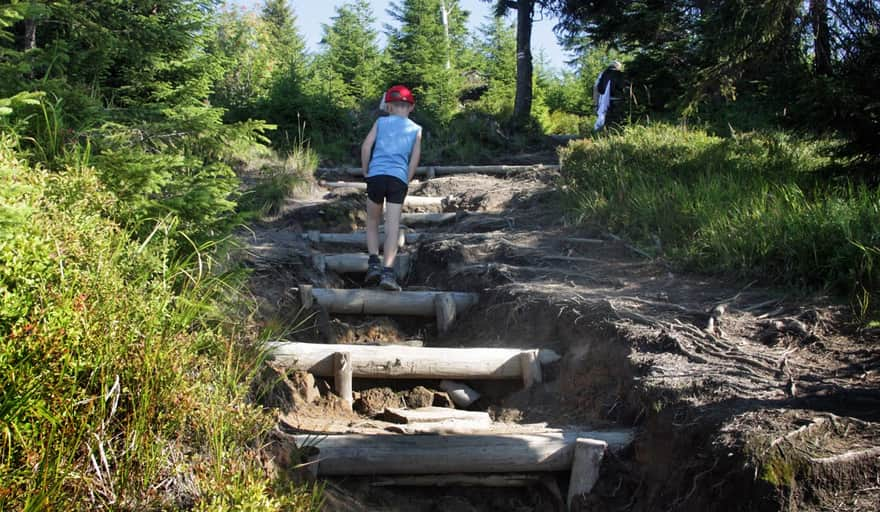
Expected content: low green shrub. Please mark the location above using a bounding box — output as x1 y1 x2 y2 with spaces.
0 137 319 509
560 124 880 322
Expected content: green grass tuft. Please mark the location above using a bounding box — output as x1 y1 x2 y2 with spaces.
560 124 880 323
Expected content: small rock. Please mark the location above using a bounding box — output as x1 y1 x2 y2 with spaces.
354 387 404 417
256 365 319 411
290 371 320 405
402 386 435 408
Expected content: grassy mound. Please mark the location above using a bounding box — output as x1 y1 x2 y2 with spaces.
559 124 880 323
0 137 319 509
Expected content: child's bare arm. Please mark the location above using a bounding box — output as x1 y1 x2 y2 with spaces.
361 121 378 177
407 130 422 182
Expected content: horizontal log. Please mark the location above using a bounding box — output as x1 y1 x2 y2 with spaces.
313 253 411 276
304 230 421 246
320 180 367 190
296 430 632 475
386 420 499 435
384 407 491 425
320 180 425 190
371 473 544 487
267 342 559 380
317 164 560 177
299 287 478 316
318 181 449 208
403 195 450 208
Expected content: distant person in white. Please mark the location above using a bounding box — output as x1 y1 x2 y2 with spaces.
593 60 623 131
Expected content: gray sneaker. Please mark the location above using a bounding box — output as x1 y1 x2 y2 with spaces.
379 268 401 291
364 259 382 286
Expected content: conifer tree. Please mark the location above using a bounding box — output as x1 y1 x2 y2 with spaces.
386 0 469 126
260 0 306 73
473 16 517 117
0 1 267 248
319 0 384 108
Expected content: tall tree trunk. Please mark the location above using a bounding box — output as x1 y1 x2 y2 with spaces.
810 0 832 75
23 19 36 51
440 0 451 69
512 0 534 126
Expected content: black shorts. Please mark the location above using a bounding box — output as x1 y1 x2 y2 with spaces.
366 175 408 205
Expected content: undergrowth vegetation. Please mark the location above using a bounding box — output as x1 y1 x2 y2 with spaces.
0 135 320 508
559 124 880 323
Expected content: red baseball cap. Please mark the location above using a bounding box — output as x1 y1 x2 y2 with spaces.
384 85 415 105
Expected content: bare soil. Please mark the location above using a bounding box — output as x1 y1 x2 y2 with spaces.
241 167 880 512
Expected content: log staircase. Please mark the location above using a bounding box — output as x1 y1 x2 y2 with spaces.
267 164 632 511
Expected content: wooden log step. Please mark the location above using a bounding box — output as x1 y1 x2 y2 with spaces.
317 164 560 178
320 180 425 190
312 253 411 277
296 286 478 317
384 407 492 425
304 230 421 247
267 342 560 381
371 473 545 487
320 180 367 190
295 430 632 475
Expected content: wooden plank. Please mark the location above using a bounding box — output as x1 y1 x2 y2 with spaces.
296 430 632 475
302 287 478 316
384 407 491 425
267 342 559 380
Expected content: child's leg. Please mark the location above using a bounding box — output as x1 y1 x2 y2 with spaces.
365 199 383 256
382 202 403 268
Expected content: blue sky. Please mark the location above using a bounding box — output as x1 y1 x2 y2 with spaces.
232 0 571 71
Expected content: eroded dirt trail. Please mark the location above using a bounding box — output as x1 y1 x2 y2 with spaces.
242 165 880 512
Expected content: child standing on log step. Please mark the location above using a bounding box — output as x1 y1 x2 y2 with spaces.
361 85 422 291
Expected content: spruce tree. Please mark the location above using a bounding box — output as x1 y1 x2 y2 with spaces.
386 0 469 126
261 0 304 53
473 16 517 117
320 0 384 108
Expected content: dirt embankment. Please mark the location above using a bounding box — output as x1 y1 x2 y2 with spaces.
241 168 880 512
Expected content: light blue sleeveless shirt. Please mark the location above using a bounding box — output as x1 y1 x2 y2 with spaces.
368 115 421 185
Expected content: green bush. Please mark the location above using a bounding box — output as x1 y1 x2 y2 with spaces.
0 137 319 509
560 124 880 322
